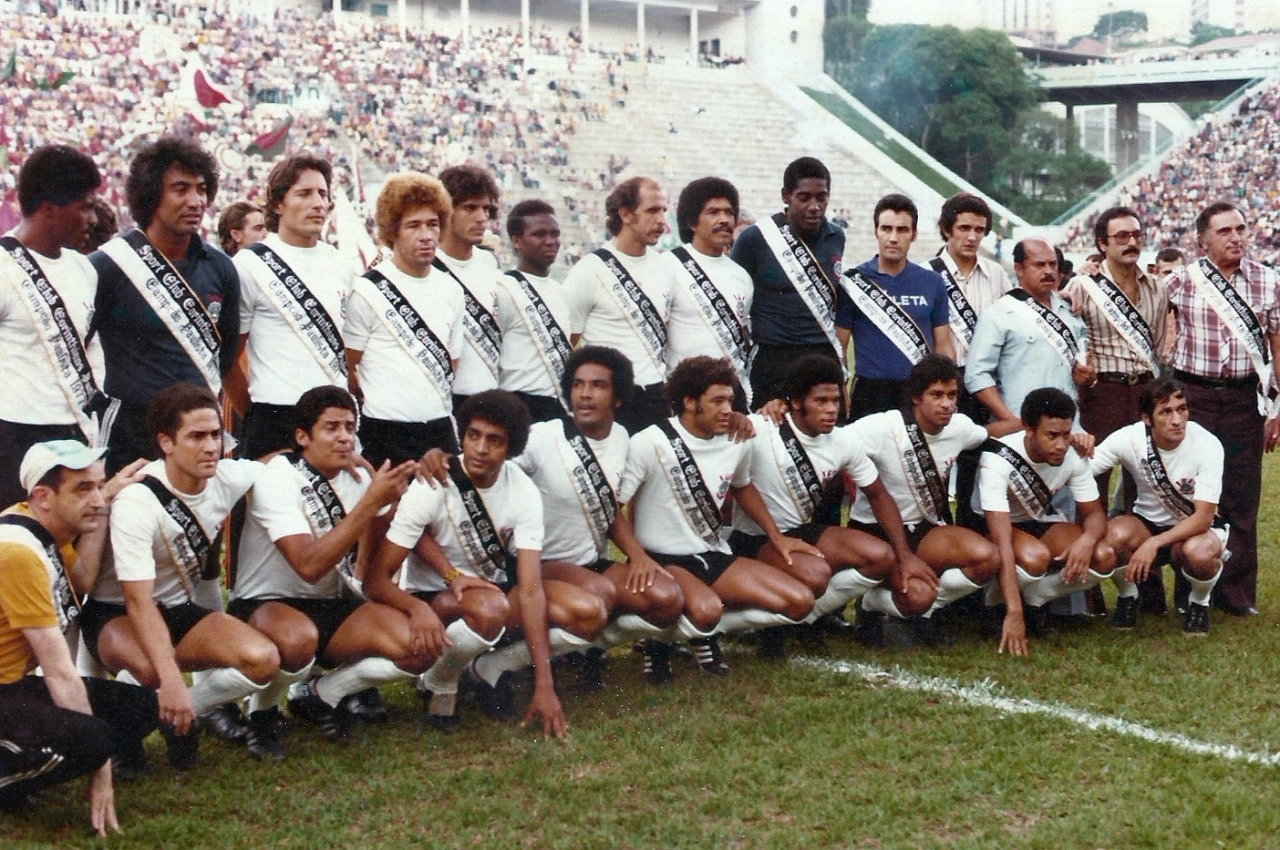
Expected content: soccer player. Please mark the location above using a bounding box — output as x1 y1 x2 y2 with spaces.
845 355 1002 646
973 388 1116 656
231 153 352 459
216 201 267 257
366 391 579 738
1090 379 1225 636
616 356 823 680
0 145 106 508
81 384 280 769
565 176 677 433
0 441 155 832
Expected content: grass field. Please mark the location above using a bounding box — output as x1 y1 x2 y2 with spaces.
9 460 1280 848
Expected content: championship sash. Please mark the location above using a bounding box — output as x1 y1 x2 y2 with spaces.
1077 270 1157 373
363 269 455 400
774 418 822 521
557 418 618 556
1137 426 1196 522
99 231 221 393
1187 258 1276 414
591 248 667 371
896 411 953 526
0 236 105 444
138 475 212 599
284 452 361 594
979 438 1055 520
504 271 574 407
654 419 723 548
1005 289 1079 370
756 213 843 366
243 243 347 384
928 255 978 355
670 246 750 383
445 463 512 585
840 270 931 365
0 514 79 632
433 258 502 379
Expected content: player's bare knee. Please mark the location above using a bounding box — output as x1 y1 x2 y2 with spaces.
686 596 723 632
1092 542 1117 573
781 585 815 621
969 540 1001 581
1020 544 1051 576
239 638 281 684
644 580 684 625
462 592 510 639
1181 536 1222 580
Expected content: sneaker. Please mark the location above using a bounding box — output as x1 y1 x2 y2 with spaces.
688 634 729 675
815 611 854 633
853 606 886 649
755 626 788 660
1183 602 1211 637
906 616 954 647
245 708 285 762
289 681 353 741
639 639 673 685
159 722 199 771
421 689 461 733
1112 596 1139 631
467 666 517 720
1023 603 1053 638
198 702 249 742
345 688 388 724
286 677 330 723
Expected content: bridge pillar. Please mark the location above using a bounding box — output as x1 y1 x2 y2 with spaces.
1115 98 1139 172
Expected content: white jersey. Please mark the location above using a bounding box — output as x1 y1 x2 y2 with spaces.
663 245 753 376
496 270 573 399
95 459 261 607
974 431 1098 524
344 260 466 422
565 243 677 386
514 419 629 565
385 460 543 594
236 234 354 405
232 454 371 601
436 249 502 396
1090 421 1223 528
734 414 878 535
619 417 750 556
0 244 102 425
847 410 988 526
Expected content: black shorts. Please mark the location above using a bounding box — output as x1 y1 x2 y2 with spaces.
1135 516 1181 568
728 522 828 559
644 549 737 585
1012 519 1061 540
79 599 218 663
513 391 569 424
583 557 615 574
227 597 361 659
847 520 934 552
240 401 297 460
359 415 459 467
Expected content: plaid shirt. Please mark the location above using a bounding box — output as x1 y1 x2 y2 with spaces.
933 249 1013 366
1167 256 1280 379
1064 261 1169 375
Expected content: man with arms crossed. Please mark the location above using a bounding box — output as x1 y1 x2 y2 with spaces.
1091 379 1225 636
366 391 581 738
81 384 280 769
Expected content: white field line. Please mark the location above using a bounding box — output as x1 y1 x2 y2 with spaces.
792 655 1280 767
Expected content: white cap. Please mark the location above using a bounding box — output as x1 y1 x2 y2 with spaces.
19 440 108 494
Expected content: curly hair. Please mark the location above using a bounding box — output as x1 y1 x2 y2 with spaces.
664 356 738 415
675 177 738 244
439 163 500 206
937 192 993 240
560 346 635 408
126 136 218 229
375 173 452 247
456 390 532 458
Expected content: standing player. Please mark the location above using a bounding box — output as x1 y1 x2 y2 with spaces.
435 164 504 412
80 385 280 769
1091 379 1225 636
496 200 574 423
973 388 1115 656
565 176 677 433
665 177 753 406
229 386 422 759
0 145 106 508
216 201 267 257
366 391 578 738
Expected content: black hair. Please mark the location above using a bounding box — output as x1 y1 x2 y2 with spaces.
782 157 830 193
1138 378 1187 419
126 136 219 229
560 346 635 407
1020 387 1076 428
146 383 220 451
1154 247 1185 265
293 386 358 450
665 356 738 415
1093 205 1142 253
937 192 992 241
676 177 739 244
782 353 844 403
506 198 556 240
905 353 960 402
456 390 532 457
17 144 101 216
439 163 500 207
873 193 918 231
1195 201 1241 238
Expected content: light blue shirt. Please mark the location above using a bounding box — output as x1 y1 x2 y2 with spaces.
964 289 1089 425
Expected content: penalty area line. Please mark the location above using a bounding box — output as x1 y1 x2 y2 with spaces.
792 655 1280 767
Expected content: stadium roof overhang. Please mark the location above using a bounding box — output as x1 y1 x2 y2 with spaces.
583 0 758 11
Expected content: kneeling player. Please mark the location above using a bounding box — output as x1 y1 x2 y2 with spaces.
229 386 424 758
846 355 1002 646
617 356 823 680
974 388 1116 656
367 391 584 738
1090 378 1225 636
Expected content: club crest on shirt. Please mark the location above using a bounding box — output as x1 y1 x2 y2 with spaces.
716 473 734 500
1177 478 1195 496
832 259 843 277
207 300 222 322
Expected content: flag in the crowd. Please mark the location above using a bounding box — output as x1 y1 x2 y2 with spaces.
193 66 233 109
0 51 15 81
34 70 75 90
246 117 292 159
184 110 214 134
175 52 242 112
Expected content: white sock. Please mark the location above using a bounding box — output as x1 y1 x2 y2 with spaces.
717 608 802 635
189 667 265 716
593 613 665 651
1112 564 1139 599
672 614 715 641
417 619 502 696
1182 567 1220 607
315 657 416 708
248 660 314 715
116 669 141 687
473 628 592 686
927 569 982 616
1022 567 1110 608
987 565 1043 607
804 568 881 622
860 588 905 619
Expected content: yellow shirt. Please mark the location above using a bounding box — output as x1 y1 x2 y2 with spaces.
0 504 76 684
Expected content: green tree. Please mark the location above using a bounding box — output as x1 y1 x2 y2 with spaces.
993 112 1111 222
1190 21 1234 46
1091 10 1148 43
825 0 870 19
824 16 874 65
